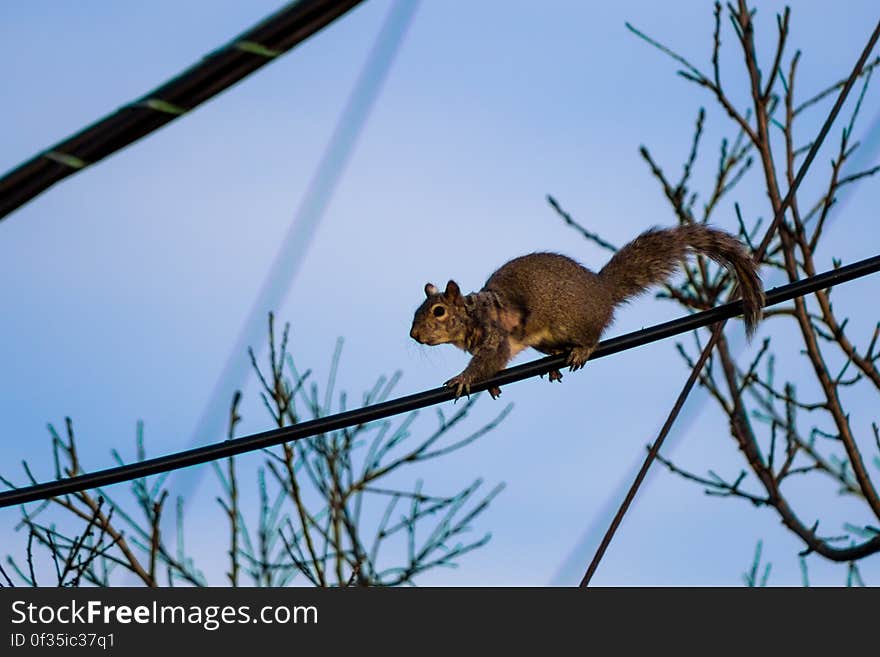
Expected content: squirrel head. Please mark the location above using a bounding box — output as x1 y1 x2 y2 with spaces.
410 280 473 349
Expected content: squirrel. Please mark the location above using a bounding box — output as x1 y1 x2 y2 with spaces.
410 224 764 399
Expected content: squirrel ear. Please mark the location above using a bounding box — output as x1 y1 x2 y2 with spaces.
424 283 439 297
444 280 461 299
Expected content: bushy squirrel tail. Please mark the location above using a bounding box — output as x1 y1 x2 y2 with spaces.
598 224 764 337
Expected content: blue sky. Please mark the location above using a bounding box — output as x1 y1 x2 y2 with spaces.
2 0 879 585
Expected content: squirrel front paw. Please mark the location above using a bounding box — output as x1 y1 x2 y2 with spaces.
444 374 472 401
444 374 502 401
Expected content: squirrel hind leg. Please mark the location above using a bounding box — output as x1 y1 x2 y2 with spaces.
539 369 564 383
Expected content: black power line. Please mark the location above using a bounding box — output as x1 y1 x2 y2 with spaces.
2 253 879 509
0 0 365 221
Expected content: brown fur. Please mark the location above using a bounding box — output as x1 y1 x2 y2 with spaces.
410 224 764 399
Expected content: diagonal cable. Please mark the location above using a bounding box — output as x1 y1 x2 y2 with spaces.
1 252 879 509
579 17 880 587
552 91 880 589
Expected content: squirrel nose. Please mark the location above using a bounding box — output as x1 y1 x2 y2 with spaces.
410 326 419 341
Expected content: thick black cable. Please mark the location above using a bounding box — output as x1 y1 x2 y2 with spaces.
580 18 880 586
1 253 878 509
0 0 365 221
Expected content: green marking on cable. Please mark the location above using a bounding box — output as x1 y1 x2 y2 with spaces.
141 98 187 115
234 40 281 58
44 151 87 169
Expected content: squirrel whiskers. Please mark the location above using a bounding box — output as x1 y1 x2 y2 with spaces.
410 224 764 399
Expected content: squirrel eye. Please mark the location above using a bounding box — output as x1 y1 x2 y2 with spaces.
432 305 446 318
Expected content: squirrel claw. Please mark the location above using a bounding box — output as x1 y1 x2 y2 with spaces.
548 369 563 383
444 376 471 401
566 347 594 371
446 375 500 401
